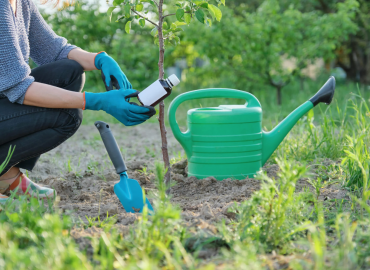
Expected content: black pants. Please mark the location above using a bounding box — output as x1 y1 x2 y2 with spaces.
0 59 85 176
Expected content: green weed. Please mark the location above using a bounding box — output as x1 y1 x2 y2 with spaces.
84 213 117 229
224 158 310 253
170 151 187 165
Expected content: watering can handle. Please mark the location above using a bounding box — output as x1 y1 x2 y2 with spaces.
168 88 261 152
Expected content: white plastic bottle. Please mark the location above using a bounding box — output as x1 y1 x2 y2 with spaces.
138 74 180 106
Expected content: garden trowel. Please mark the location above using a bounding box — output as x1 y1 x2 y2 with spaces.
94 121 153 213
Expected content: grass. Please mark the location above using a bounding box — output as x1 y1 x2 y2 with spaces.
4 78 370 268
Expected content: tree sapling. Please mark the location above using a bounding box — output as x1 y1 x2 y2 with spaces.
107 0 226 188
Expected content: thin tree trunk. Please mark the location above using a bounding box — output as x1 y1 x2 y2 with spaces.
157 0 171 190
277 87 282 105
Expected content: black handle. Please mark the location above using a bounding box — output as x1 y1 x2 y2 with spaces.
309 76 336 107
101 71 120 91
94 121 127 174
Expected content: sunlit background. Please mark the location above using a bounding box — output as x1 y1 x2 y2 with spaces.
35 0 368 126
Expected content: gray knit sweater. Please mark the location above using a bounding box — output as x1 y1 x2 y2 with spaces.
0 0 76 104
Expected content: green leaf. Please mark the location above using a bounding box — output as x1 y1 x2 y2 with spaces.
176 9 185 22
163 29 170 36
124 4 131 18
163 22 169 29
151 27 158 37
113 0 124 6
136 3 143 11
107 7 116 22
115 15 125 22
184 13 191 24
220 0 225 5
139 18 145 27
125 21 131 34
171 36 181 46
194 1 208 7
174 21 187 26
207 18 212 26
173 28 183 33
195 9 205 24
208 4 222 21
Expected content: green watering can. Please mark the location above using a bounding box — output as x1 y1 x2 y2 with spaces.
168 77 335 180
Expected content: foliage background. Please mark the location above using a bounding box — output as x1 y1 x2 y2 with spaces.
40 0 364 106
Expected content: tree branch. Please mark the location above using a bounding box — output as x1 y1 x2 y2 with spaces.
152 0 159 8
163 11 191 18
131 9 159 27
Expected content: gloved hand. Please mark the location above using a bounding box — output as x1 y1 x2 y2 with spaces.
95 52 132 91
84 89 156 126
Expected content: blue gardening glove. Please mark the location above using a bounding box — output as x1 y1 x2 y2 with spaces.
95 52 132 91
85 89 156 126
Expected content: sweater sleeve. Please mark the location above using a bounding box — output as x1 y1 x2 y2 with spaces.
0 3 34 104
28 0 77 66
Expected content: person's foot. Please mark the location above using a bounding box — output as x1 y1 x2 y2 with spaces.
0 172 56 200
0 194 10 204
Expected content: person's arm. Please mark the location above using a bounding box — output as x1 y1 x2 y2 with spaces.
67 48 98 71
0 2 34 104
23 82 84 109
23 84 157 127
28 0 77 65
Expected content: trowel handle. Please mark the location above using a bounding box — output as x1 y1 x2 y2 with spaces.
94 121 127 174
168 89 261 153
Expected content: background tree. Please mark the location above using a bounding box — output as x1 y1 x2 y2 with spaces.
316 0 370 84
181 0 358 104
107 0 226 187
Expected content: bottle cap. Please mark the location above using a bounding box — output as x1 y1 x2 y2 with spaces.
168 74 180 87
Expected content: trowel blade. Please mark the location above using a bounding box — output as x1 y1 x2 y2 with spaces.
114 175 153 213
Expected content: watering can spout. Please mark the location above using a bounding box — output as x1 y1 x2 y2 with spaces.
261 76 336 165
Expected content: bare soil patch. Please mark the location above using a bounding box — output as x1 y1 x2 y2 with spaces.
29 124 348 230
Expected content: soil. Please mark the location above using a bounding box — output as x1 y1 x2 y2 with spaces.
29 123 348 238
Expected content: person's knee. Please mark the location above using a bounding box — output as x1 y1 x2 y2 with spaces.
58 108 83 136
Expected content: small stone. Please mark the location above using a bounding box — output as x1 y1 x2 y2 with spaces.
200 203 214 219
172 159 188 170
172 159 188 175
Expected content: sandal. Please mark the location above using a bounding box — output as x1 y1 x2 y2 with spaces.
0 172 56 200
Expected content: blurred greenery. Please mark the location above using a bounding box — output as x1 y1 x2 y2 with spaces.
39 0 368 123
